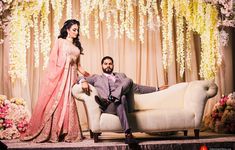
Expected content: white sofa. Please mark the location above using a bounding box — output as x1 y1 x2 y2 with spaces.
72 80 218 142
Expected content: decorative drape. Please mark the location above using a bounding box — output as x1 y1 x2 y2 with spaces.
0 1 234 130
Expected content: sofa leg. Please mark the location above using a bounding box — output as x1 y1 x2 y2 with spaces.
90 130 93 139
194 129 200 139
183 130 188 136
93 133 101 143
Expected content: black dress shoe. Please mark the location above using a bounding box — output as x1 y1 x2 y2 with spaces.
95 96 109 111
108 95 121 104
125 133 138 144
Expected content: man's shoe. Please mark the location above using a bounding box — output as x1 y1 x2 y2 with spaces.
95 96 109 111
125 133 138 144
108 95 121 104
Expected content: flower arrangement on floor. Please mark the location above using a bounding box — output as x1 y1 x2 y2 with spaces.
203 92 235 133
0 95 30 139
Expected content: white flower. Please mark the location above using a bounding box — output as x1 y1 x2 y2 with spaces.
219 30 229 47
0 127 19 139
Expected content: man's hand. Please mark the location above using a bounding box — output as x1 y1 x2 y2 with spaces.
159 85 168 91
81 81 91 95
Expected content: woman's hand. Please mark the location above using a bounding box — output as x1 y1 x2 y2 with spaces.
83 71 90 77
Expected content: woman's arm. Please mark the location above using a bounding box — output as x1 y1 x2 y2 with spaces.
76 55 90 77
77 63 90 77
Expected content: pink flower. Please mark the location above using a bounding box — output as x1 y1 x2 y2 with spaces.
0 98 30 139
0 113 6 118
211 112 219 118
219 95 228 105
0 104 9 113
3 119 13 128
207 92 235 133
17 118 28 133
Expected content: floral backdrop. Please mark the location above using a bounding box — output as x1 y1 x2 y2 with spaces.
0 95 30 139
0 0 234 84
203 92 235 133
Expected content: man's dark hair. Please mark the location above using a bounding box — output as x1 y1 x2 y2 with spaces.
101 56 113 64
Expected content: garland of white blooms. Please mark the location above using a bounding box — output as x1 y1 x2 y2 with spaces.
80 0 161 43
160 0 225 79
80 0 234 80
6 0 68 84
8 1 39 84
66 0 72 20
3 0 234 83
39 0 51 69
51 0 65 39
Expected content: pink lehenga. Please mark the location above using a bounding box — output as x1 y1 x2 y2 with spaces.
20 38 84 142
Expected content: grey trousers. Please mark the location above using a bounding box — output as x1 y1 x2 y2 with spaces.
104 95 130 131
103 78 156 131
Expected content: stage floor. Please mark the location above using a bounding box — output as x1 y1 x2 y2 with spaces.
2 130 235 150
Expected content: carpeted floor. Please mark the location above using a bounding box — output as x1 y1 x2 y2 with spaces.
1 130 235 150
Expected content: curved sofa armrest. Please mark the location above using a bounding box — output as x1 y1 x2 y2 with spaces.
184 80 218 128
72 83 101 132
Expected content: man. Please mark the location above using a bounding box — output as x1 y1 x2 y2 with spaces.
79 56 167 144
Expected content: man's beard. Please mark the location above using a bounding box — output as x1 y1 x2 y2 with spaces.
102 67 113 74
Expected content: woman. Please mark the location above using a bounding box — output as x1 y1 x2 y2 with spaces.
20 19 89 142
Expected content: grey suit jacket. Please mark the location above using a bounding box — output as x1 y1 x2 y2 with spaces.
78 72 156 99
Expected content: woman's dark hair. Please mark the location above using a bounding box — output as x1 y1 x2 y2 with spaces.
58 19 84 54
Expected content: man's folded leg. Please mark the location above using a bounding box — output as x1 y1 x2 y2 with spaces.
94 96 110 111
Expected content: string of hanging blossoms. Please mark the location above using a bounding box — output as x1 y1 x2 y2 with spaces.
2 0 234 84
8 1 40 84
66 0 72 20
51 0 65 39
80 0 161 43
80 0 234 80
39 0 51 69
161 0 234 79
2 0 67 84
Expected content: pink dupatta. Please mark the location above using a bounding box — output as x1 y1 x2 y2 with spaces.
20 39 83 142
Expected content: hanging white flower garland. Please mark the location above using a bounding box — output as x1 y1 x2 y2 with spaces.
66 0 72 20
163 0 222 79
80 0 161 42
8 1 39 84
39 0 51 69
4 0 234 83
33 14 40 68
51 0 65 39
7 0 69 84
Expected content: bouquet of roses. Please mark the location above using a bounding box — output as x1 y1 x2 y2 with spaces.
0 95 30 139
203 92 235 133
